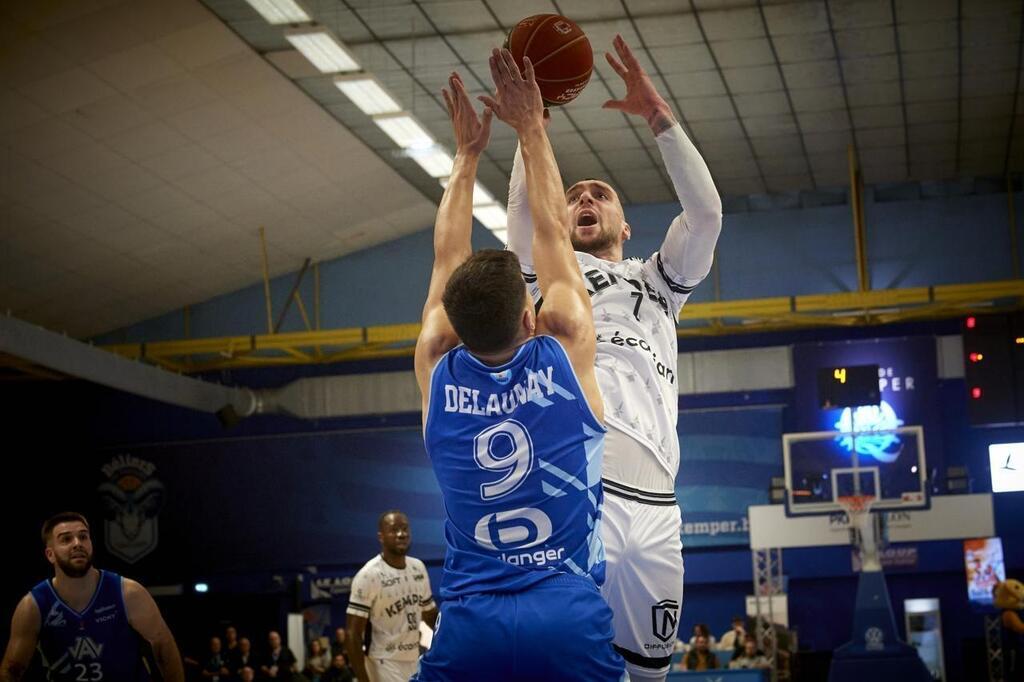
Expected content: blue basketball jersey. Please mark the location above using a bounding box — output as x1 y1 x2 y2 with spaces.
424 335 607 599
30 570 149 681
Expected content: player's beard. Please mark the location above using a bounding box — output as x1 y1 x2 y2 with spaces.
56 552 93 578
571 222 619 256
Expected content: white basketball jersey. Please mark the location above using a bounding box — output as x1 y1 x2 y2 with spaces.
523 250 694 482
346 555 434 662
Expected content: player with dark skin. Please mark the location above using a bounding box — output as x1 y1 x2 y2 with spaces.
346 513 437 682
0 517 184 682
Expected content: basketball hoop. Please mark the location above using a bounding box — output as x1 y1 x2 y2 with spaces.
838 494 875 516
839 494 882 571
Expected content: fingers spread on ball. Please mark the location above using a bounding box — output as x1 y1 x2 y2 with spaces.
522 56 535 82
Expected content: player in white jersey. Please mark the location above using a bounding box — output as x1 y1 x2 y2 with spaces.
346 511 437 682
505 35 722 681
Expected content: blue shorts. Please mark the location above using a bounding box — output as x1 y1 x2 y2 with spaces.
412 574 625 682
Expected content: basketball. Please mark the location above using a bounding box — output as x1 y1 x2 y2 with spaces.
504 14 593 106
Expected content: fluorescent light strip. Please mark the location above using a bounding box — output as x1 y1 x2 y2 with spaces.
473 203 508 230
374 113 434 150
285 27 360 73
411 149 455 178
334 76 401 115
243 0 310 24
439 178 494 206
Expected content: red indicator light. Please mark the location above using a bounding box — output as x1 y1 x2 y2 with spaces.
969 352 984 362
971 387 982 399
966 316 976 328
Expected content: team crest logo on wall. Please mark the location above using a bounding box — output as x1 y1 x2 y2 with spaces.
97 455 164 564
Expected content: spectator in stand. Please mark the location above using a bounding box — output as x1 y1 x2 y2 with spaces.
230 636 256 676
304 639 331 681
201 636 230 682
718 615 746 654
239 666 256 682
225 626 240 659
260 631 297 679
322 653 355 682
683 634 719 671
331 628 347 659
686 623 717 651
729 635 771 670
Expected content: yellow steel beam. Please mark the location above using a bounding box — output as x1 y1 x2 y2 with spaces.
367 323 421 344
678 297 792 320
98 279 1024 370
932 279 1024 303
795 287 931 312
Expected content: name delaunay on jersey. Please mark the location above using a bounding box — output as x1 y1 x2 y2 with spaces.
442 366 559 415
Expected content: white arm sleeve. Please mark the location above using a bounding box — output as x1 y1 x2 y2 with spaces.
654 123 723 289
506 142 535 269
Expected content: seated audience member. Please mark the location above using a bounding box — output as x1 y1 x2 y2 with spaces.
683 634 720 671
304 639 331 681
687 623 717 650
330 627 347 658
202 636 230 681
729 635 771 670
322 654 355 682
239 666 256 682
260 631 297 679
225 626 240 657
231 637 256 675
718 615 747 654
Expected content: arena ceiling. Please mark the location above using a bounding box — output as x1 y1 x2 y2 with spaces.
1 0 1022 338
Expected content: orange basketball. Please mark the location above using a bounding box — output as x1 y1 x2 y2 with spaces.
505 14 593 106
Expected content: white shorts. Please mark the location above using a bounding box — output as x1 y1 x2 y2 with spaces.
600 478 684 678
366 656 418 682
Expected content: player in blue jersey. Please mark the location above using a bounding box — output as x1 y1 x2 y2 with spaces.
411 50 625 682
0 512 184 682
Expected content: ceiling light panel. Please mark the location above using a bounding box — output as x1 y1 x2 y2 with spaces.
373 113 434 150
334 76 402 115
285 27 360 73
410 149 455 178
473 203 507 230
244 0 311 24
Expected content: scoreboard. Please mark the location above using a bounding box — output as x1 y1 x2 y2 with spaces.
816 364 880 409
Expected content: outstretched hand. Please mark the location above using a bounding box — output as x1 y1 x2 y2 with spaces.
602 34 675 133
478 48 545 134
443 72 493 156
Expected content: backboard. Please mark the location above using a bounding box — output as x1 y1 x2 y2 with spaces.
783 424 928 515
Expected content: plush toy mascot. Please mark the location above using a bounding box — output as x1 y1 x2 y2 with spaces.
995 579 1024 681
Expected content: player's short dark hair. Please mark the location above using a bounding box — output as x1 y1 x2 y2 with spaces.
441 250 526 354
41 512 90 546
378 509 407 531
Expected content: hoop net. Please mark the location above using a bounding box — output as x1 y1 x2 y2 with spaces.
839 494 881 570
838 494 876 516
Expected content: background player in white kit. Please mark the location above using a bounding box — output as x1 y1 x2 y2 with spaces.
505 35 723 681
346 511 437 682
